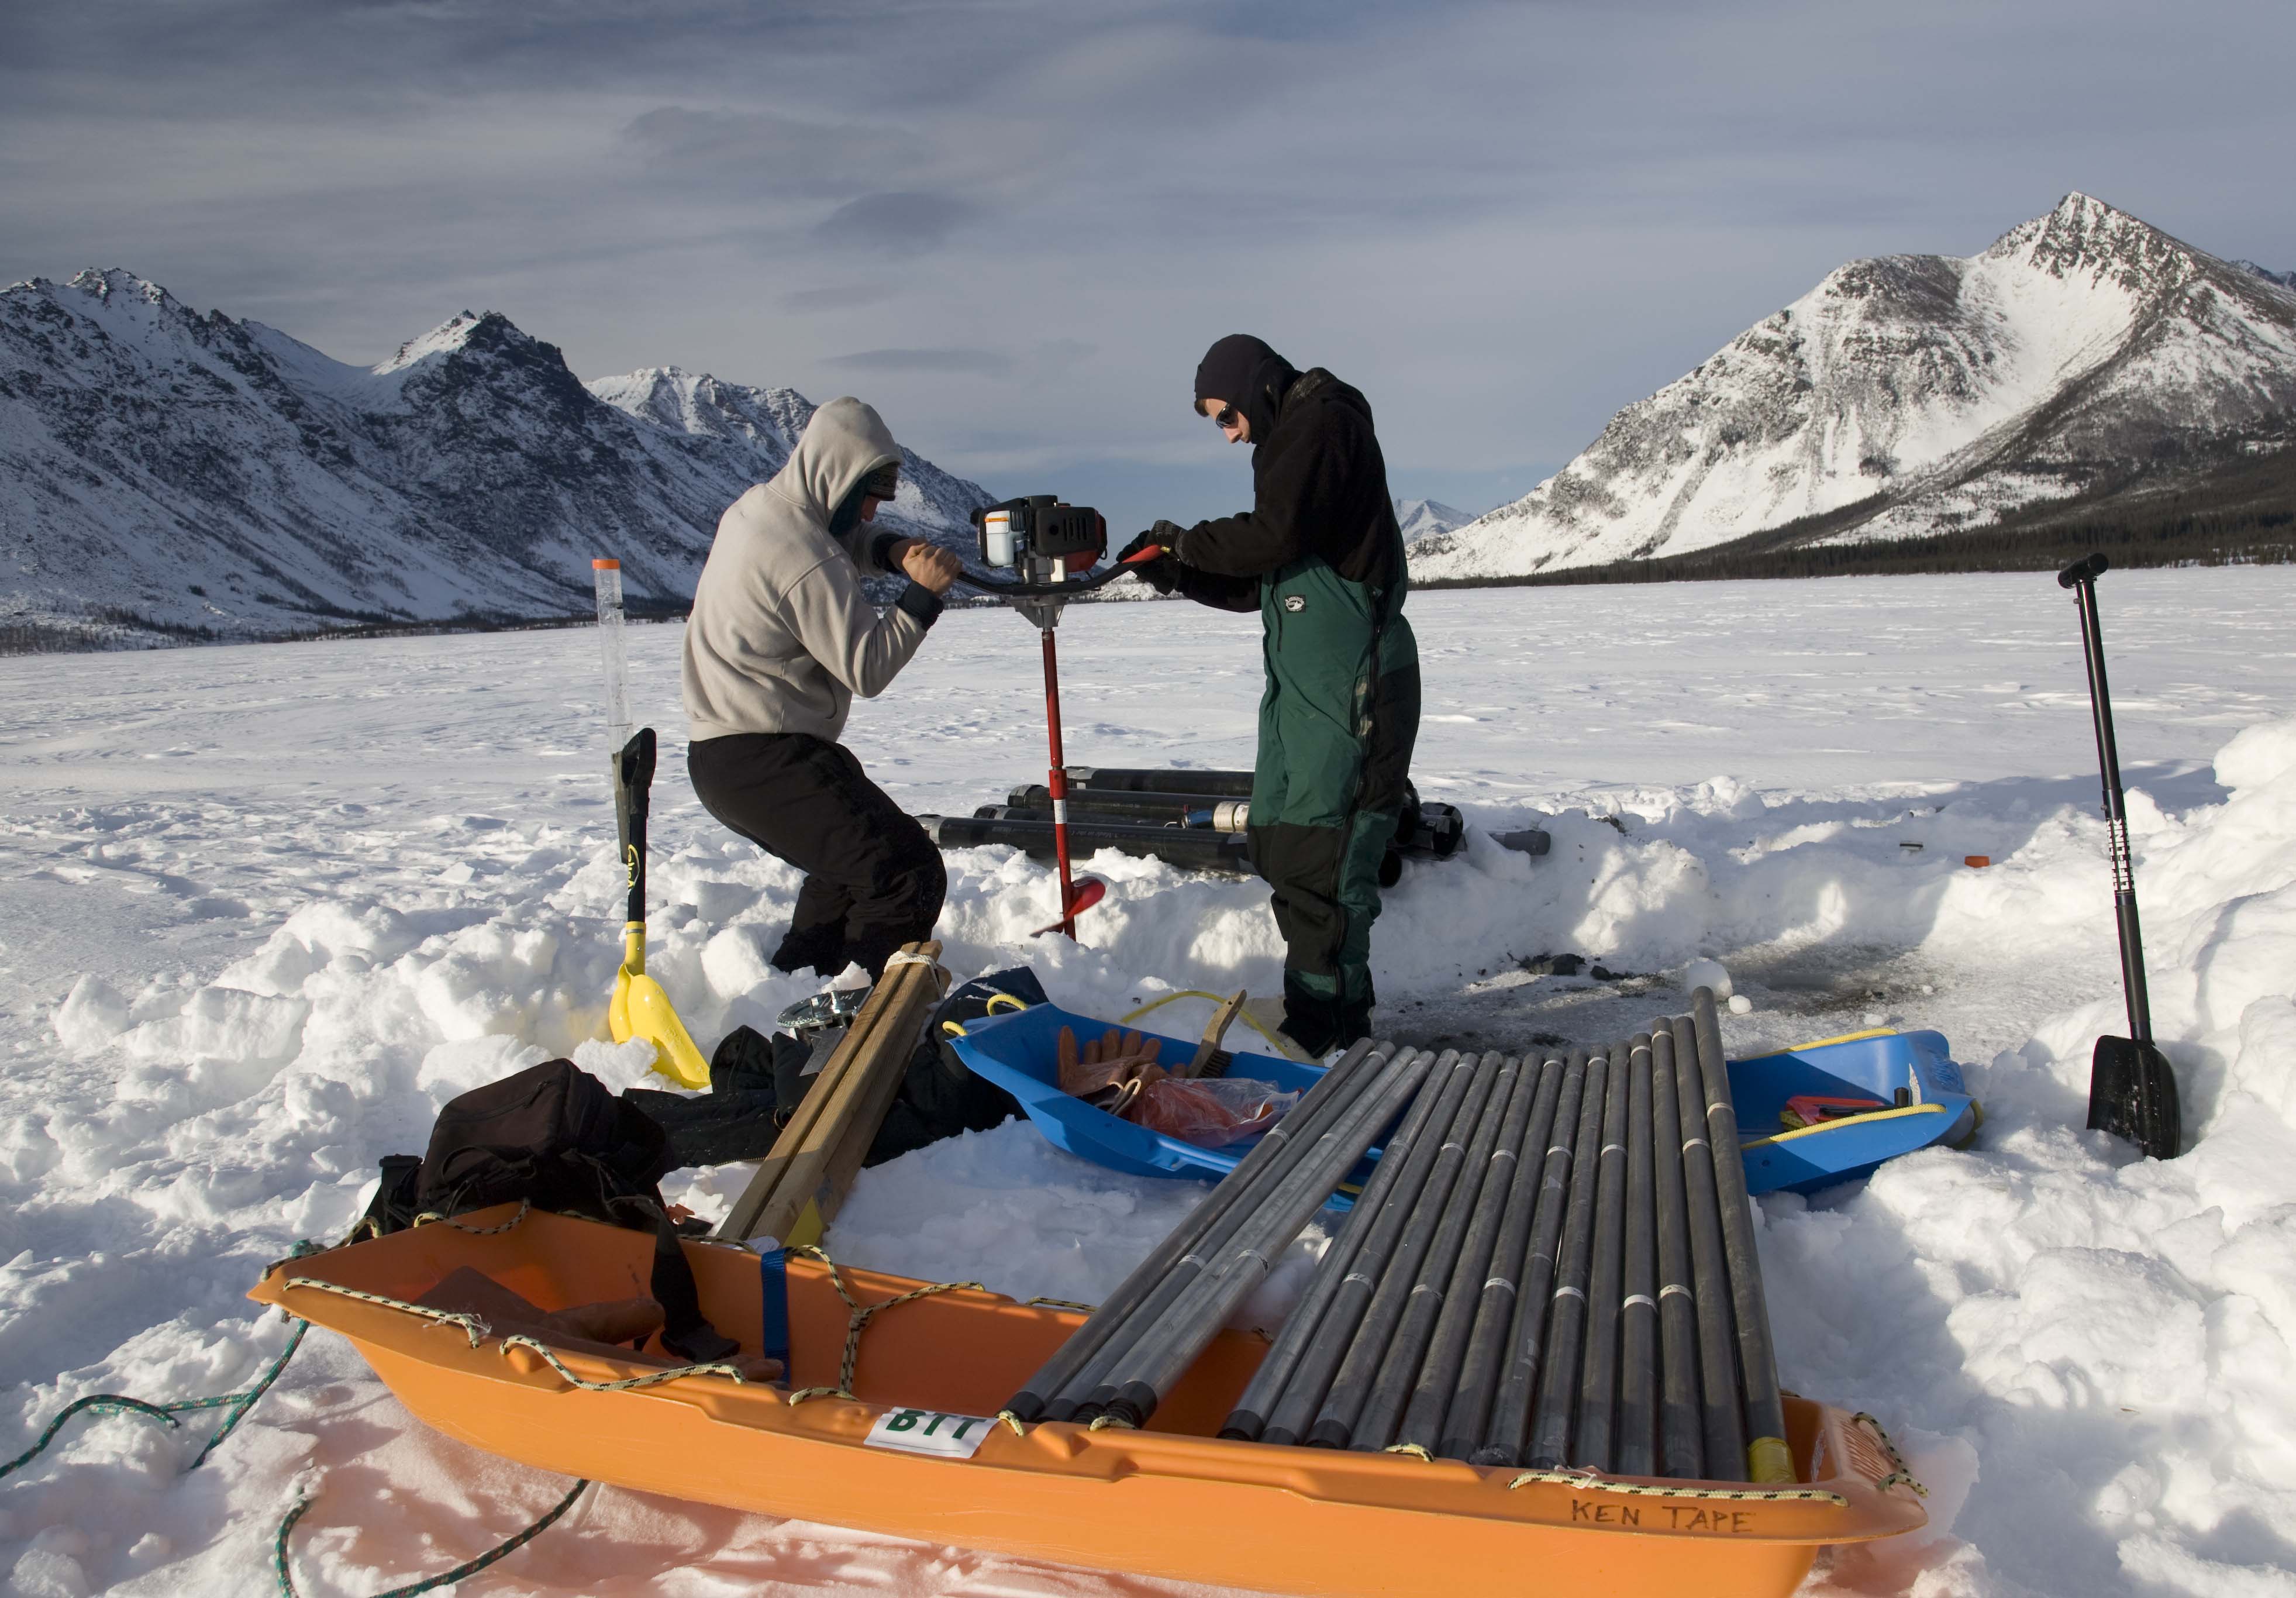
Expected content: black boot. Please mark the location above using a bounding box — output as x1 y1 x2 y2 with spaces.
1280 971 1348 1059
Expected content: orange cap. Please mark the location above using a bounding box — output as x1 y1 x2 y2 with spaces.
1964 855 1991 869
593 558 620 570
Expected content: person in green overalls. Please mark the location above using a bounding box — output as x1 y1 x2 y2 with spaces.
1118 335 1422 1057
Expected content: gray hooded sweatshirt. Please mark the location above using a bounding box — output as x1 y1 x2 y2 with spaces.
682 397 944 745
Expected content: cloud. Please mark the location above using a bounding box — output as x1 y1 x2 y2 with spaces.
783 283 899 311
621 107 926 199
813 192 973 254
2 0 2292 542
826 347 1015 376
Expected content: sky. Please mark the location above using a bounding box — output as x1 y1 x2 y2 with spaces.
6 0 2294 536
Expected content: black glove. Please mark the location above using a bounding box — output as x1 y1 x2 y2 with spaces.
1118 525 1183 594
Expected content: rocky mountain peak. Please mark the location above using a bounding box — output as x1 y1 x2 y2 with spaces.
1 273 994 648
64 267 178 311
1984 191 2198 298
375 309 551 374
1410 195 2296 587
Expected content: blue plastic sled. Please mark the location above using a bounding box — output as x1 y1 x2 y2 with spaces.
1728 1027 1978 1196
947 1003 1340 1187
949 1005 1977 1199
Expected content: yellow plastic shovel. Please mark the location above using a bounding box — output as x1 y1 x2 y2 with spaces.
607 728 712 1089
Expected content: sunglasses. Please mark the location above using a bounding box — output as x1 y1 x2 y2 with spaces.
1209 404 1239 429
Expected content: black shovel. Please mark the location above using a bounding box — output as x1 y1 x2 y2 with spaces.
2058 554 2181 1159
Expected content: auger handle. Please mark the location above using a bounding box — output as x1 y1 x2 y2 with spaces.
954 545 1170 598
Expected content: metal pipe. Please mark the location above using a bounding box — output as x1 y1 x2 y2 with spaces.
1474 1048 1588 1466
923 812 1253 874
1005 1038 1383 1422
1257 1051 1481 1448
1390 1055 1539 1456
1435 1054 1564 1462
1222 1041 1460 1441
1691 988 1792 1483
1525 1044 1610 1469
1671 1014 1746 1475
1065 766 1256 798
1650 1023 1704 1480
1304 1053 1500 1449
1096 1045 1436 1428
1570 1042 1632 1471
1615 1034 1660 1478
1053 1042 1403 1423
1006 786 1237 824
1357 1053 1525 1452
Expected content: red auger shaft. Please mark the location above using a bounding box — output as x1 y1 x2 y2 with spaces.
1042 626 1077 939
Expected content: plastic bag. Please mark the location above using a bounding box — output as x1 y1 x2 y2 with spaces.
1128 1076 1301 1148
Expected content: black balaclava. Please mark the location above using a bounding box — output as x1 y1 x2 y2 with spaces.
1193 334 1298 445
826 460 899 538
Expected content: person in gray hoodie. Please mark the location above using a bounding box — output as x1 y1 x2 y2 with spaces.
683 396 961 980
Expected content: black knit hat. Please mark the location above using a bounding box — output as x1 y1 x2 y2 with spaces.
861 460 900 500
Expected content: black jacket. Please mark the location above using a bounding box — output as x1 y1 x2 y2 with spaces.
1170 365 1404 614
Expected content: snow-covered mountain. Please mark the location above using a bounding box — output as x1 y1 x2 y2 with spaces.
0 271 994 647
1392 496 1473 543
1412 195 2296 581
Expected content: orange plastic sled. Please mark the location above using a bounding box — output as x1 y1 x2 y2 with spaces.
251 1207 1925 1598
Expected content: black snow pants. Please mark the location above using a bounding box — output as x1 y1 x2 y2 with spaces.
688 732 946 980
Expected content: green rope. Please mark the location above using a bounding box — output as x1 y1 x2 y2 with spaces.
0 1316 309 1482
273 1476 593 1598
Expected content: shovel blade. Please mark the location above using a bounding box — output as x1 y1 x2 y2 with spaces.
622 968 713 1089
2087 1034 2181 1160
609 969 635 1044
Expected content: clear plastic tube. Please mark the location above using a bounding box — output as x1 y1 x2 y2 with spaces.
592 559 631 756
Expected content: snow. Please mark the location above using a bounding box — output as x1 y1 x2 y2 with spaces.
4 569 2295 1596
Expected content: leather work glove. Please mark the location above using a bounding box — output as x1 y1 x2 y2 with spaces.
1117 525 1182 594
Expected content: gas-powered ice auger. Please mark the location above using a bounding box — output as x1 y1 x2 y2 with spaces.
953 496 1167 939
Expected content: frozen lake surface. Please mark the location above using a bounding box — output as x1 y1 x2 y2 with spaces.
4 569 2294 1597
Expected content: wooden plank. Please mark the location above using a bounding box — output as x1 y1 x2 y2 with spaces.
716 946 923 1242
718 943 943 1244
759 947 946 1247
808 959 950 1234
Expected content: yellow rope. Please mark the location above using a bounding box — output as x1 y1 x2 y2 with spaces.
409 1200 534 1235
1120 991 1290 1055
1852 1411 1930 1497
1383 1442 1434 1462
781 1244 985 1403
1019 1297 1099 1314
276 1278 764 1393
1086 1413 1135 1431
1503 1467 1847 1505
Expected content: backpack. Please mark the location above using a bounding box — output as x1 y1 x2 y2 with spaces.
363 1059 737 1363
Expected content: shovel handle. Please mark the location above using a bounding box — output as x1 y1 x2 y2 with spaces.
613 729 657 935
2061 559 2152 1043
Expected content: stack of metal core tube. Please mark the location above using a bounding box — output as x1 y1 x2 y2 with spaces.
1004 990 1794 1485
917 767 1498 879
